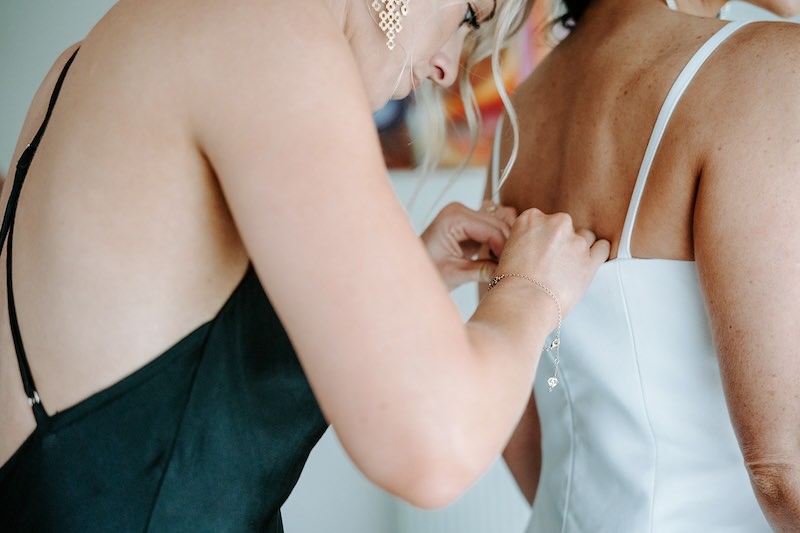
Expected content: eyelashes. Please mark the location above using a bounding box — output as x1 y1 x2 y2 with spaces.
461 3 481 30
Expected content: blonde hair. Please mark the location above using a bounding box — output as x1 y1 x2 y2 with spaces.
407 0 535 209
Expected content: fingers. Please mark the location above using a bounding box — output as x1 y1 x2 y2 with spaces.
576 228 597 248
589 238 611 266
473 201 516 256
474 202 515 239
460 219 508 258
423 202 517 291
429 202 516 257
489 208 614 317
481 200 517 227
444 259 498 290
576 228 610 266
467 259 499 285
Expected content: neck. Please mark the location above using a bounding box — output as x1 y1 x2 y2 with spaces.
325 0 348 32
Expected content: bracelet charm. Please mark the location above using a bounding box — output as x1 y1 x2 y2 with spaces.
488 273 562 391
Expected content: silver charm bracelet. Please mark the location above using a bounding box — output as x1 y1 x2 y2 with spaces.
488 273 562 391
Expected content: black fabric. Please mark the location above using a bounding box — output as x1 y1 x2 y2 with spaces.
0 51 327 532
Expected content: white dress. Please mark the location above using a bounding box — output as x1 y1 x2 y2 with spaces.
523 21 771 532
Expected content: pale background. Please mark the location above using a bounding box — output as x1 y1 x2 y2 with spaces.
0 2 792 532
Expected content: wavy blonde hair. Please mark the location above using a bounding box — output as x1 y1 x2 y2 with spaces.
407 0 536 209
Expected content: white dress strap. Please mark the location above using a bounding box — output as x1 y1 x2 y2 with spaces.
617 20 752 259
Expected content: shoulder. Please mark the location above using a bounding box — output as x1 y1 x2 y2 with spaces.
706 21 800 110
163 0 360 110
79 0 351 89
30 42 82 113
8 42 82 169
690 21 800 242
690 21 800 161
45 43 82 82
734 19 800 52
722 20 800 83
71 0 367 141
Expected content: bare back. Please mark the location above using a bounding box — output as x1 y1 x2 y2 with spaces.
497 4 795 260
0 0 249 465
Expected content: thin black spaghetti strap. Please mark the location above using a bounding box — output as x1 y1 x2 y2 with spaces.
0 48 79 424
0 47 78 268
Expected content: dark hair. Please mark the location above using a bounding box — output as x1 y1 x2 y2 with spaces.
554 0 592 30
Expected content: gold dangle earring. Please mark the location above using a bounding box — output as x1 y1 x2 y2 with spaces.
372 0 410 50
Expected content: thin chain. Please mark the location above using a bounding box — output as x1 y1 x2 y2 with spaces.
488 273 562 391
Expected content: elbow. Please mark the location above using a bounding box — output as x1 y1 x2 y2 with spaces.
393 466 472 510
742 443 800 523
746 459 800 507
395 465 477 510
358 440 486 509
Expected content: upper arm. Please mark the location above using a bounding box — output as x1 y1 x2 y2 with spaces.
186 0 476 487
695 41 800 463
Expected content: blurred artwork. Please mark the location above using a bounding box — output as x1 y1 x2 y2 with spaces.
376 1 556 169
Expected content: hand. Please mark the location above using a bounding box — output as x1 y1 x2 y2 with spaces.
421 201 517 291
494 208 610 317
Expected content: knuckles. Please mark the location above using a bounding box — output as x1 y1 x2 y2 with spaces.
437 202 466 219
514 209 575 234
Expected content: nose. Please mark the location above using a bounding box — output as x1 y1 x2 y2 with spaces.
427 32 466 88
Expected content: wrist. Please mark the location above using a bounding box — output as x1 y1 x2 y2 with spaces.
487 273 562 391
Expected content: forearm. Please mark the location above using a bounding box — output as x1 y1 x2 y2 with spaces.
347 278 558 509
454 279 557 483
502 392 541 505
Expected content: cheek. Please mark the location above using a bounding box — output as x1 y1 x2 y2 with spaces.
401 4 462 54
